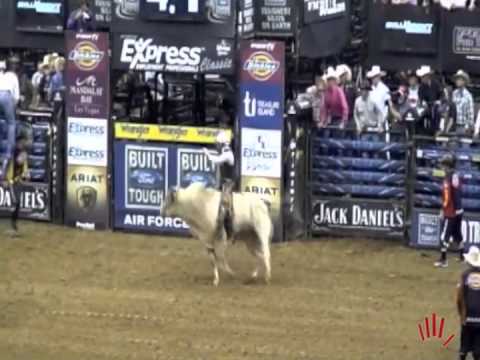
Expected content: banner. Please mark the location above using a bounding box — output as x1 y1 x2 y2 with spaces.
16 0 64 33
303 0 347 24
65 31 110 230
115 122 232 144
238 0 254 37
241 128 282 178
241 176 282 222
381 4 439 55
65 165 109 230
311 198 405 235
112 33 234 74
67 118 108 167
410 209 480 250
114 141 219 234
65 32 110 119
238 40 285 241
0 182 51 221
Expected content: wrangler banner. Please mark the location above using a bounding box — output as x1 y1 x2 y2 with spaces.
113 141 219 234
311 198 405 237
238 40 285 241
115 123 232 144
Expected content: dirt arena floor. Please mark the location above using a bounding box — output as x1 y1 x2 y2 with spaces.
0 222 467 360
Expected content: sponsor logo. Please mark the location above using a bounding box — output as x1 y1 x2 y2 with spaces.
265 0 287 5
417 313 456 348
76 75 97 87
178 149 217 188
77 186 98 211
243 51 280 81
453 26 480 56
216 39 232 57
0 185 48 214
385 20 433 35
68 121 105 135
243 91 256 117
76 221 96 230
313 202 404 229
120 37 204 71
126 146 167 209
17 0 62 14
69 41 105 71
244 185 279 196
305 0 346 17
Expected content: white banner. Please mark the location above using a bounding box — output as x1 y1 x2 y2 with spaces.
67 117 108 166
241 128 282 178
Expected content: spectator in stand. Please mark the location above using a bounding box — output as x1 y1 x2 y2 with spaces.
417 65 443 106
67 0 94 32
437 0 476 10
0 58 20 180
31 61 49 109
323 67 349 129
336 64 356 119
367 65 391 131
354 80 383 140
48 57 65 102
452 70 475 136
474 109 480 139
306 75 327 128
407 70 420 103
437 87 457 135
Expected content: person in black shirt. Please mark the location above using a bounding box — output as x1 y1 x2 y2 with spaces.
457 246 480 360
416 65 443 135
67 0 94 32
3 129 30 238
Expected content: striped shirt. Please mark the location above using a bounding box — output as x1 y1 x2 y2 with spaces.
453 87 475 128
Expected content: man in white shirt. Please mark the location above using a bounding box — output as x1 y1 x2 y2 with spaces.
354 81 383 139
0 59 20 179
367 66 391 129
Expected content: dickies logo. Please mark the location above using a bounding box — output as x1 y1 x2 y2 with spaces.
243 51 280 82
69 41 104 71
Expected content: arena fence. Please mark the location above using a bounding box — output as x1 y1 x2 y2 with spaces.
306 126 480 250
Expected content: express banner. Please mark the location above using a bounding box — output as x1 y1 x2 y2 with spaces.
112 33 234 74
113 141 219 234
311 198 405 236
410 209 480 250
238 40 285 241
65 32 110 119
0 182 51 221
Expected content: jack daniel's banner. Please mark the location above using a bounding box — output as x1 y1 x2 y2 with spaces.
112 33 234 74
0 182 51 221
311 198 405 236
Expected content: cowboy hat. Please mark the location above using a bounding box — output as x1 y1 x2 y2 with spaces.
336 64 352 82
366 65 386 79
324 67 338 81
464 246 480 268
416 65 433 78
453 69 470 84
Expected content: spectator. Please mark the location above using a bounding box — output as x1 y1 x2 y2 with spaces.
31 61 49 109
366 65 391 130
417 65 442 106
452 70 475 136
438 0 475 10
437 87 457 135
306 75 327 128
67 0 94 32
323 67 349 129
474 108 480 139
336 64 356 119
407 70 420 103
354 81 383 139
0 58 20 180
48 57 65 102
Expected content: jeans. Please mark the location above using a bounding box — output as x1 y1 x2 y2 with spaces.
0 91 16 174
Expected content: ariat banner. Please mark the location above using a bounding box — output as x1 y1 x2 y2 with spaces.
241 176 282 223
65 165 109 230
115 122 232 144
0 182 51 221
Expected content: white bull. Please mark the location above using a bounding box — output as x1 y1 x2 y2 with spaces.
160 182 273 286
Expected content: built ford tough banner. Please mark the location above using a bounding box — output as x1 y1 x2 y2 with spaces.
113 141 219 234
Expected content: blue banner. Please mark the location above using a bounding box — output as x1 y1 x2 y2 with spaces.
114 141 218 235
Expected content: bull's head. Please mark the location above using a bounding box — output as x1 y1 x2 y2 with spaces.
160 187 179 217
